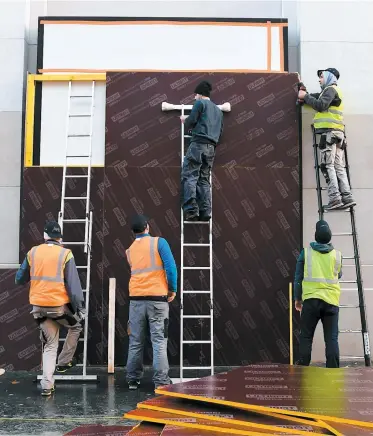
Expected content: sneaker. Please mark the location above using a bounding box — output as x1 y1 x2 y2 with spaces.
41 386 55 396
341 199 357 209
56 361 74 373
128 380 140 390
324 200 343 211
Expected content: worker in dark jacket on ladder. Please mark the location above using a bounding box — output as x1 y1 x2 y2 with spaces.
298 68 356 210
180 81 223 221
294 220 342 368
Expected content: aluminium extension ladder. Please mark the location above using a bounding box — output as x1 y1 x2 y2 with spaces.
161 101 231 381
37 81 97 381
312 126 371 366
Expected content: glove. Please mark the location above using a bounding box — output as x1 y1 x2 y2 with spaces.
76 308 86 322
297 82 307 105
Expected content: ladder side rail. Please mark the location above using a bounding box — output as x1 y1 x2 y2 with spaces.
344 144 371 366
180 104 185 381
209 161 214 375
311 126 324 220
84 81 95 254
82 210 94 376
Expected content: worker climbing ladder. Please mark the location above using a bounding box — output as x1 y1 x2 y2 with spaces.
162 101 231 381
312 126 371 366
37 80 98 381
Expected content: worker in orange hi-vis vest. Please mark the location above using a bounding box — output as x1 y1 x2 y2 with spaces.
125 215 177 391
15 221 85 396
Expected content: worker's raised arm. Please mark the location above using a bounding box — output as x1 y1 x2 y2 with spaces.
303 86 338 112
157 237 177 293
15 256 31 285
183 100 203 131
64 251 85 314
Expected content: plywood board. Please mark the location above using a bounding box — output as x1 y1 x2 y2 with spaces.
155 364 373 429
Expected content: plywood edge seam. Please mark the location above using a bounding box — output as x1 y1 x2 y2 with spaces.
38 69 288 74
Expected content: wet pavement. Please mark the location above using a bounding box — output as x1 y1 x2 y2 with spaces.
0 368 156 435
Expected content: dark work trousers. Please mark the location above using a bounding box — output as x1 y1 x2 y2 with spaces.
181 141 215 219
297 298 340 368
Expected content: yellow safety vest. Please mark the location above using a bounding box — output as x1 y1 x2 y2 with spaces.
302 247 342 307
313 85 344 132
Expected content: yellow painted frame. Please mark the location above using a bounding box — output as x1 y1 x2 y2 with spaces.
24 73 106 167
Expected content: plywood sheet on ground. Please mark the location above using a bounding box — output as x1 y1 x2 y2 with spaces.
155 364 373 428
128 422 164 435
125 408 329 435
138 395 330 435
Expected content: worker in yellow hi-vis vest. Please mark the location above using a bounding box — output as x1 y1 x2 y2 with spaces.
298 67 356 211
294 220 342 368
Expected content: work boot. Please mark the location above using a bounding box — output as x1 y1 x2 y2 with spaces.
41 386 55 396
56 361 74 373
341 199 357 209
324 199 343 211
128 380 140 390
184 213 199 222
198 214 211 222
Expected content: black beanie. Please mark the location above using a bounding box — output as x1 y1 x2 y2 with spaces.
315 220 332 244
194 81 212 97
130 214 149 234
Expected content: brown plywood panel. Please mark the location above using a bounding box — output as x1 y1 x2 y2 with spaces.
125 408 278 435
138 395 330 435
155 364 373 428
128 422 164 435
328 423 373 435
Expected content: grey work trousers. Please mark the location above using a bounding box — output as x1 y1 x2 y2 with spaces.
32 305 83 390
320 131 353 203
126 300 171 387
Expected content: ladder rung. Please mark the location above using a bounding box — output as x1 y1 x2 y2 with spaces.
183 315 211 319
323 208 350 213
65 175 89 178
183 267 211 270
82 289 87 292
66 155 91 158
69 114 91 117
339 329 362 333
340 280 357 283
183 221 210 225
343 256 355 260
59 338 84 342
184 135 192 138
67 135 91 138
63 219 87 223
333 232 353 236
339 305 360 308
182 366 212 370
182 290 211 294
71 95 93 98
183 243 210 247
62 242 87 246
183 340 211 344
64 197 88 200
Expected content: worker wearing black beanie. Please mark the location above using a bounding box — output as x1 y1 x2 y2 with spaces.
293 219 343 368
180 80 224 222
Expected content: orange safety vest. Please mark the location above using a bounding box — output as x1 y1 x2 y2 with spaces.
27 243 71 307
126 236 168 297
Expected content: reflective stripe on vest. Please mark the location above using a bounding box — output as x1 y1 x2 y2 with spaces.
30 245 68 283
313 85 344 130
304 247 341 285
127 237 164 276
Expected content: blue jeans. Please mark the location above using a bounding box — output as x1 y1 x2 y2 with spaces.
126 300 171 387
181 141 215 218
297 298 339 368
